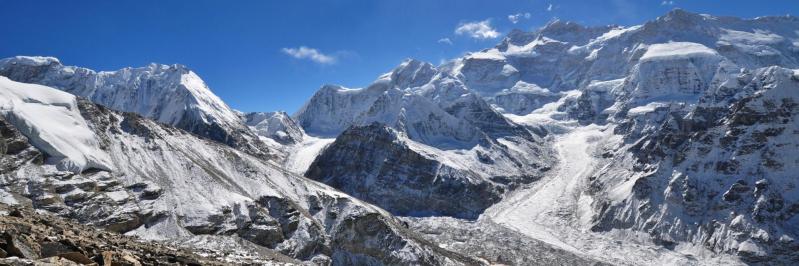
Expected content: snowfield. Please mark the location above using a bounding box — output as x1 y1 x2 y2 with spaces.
639 42 719 62
0 76 112 172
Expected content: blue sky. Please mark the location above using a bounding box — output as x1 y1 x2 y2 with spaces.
1 0 797 113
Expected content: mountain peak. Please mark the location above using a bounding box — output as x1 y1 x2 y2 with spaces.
390 59 437 89
532 19 617 45
0 56 276 159
657 8 713 25
145 62 191 73
245 111 305 144
540 19 583 32
0 56 61 68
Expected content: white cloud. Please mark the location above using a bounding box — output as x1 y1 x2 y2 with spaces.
437 38 453 45
281 46 336 64
547 4 553 11
508 12 531 24
455 20 500 39
661 0 675 5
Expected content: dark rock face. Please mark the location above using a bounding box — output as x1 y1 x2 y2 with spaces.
306 123 503 219
0 117 43 173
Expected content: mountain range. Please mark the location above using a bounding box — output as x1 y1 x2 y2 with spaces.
1 9 798 265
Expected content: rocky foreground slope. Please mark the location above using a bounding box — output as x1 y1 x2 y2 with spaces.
0 204 299 265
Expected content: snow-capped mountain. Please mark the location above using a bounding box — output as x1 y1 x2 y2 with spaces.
295 9 799 265
0 56 277 160
298 59 552 219
245 111 305 144
0 76 480 265
489 9 797 264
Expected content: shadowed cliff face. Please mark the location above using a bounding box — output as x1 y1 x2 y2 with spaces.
306 123 508 219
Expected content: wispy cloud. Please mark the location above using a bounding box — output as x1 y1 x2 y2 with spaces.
281 46 336 64
437 38 453 45
508 12 531 24
661 0 675 5
455 19 500 39
547 4 554 11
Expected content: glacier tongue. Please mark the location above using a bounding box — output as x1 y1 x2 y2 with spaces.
0 76 111 172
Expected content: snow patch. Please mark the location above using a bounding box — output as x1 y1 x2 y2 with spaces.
627 102 670 116
594 25 641 43
640 42 719 62
720 28 784 45
466 49 506 60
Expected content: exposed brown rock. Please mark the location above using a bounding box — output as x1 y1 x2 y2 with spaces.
0 204 299 265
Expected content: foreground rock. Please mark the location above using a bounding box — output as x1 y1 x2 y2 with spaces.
0 204 298 265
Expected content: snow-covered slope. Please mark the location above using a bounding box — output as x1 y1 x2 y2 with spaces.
0 77 112 173
0 56 276 159
0 79 481 265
